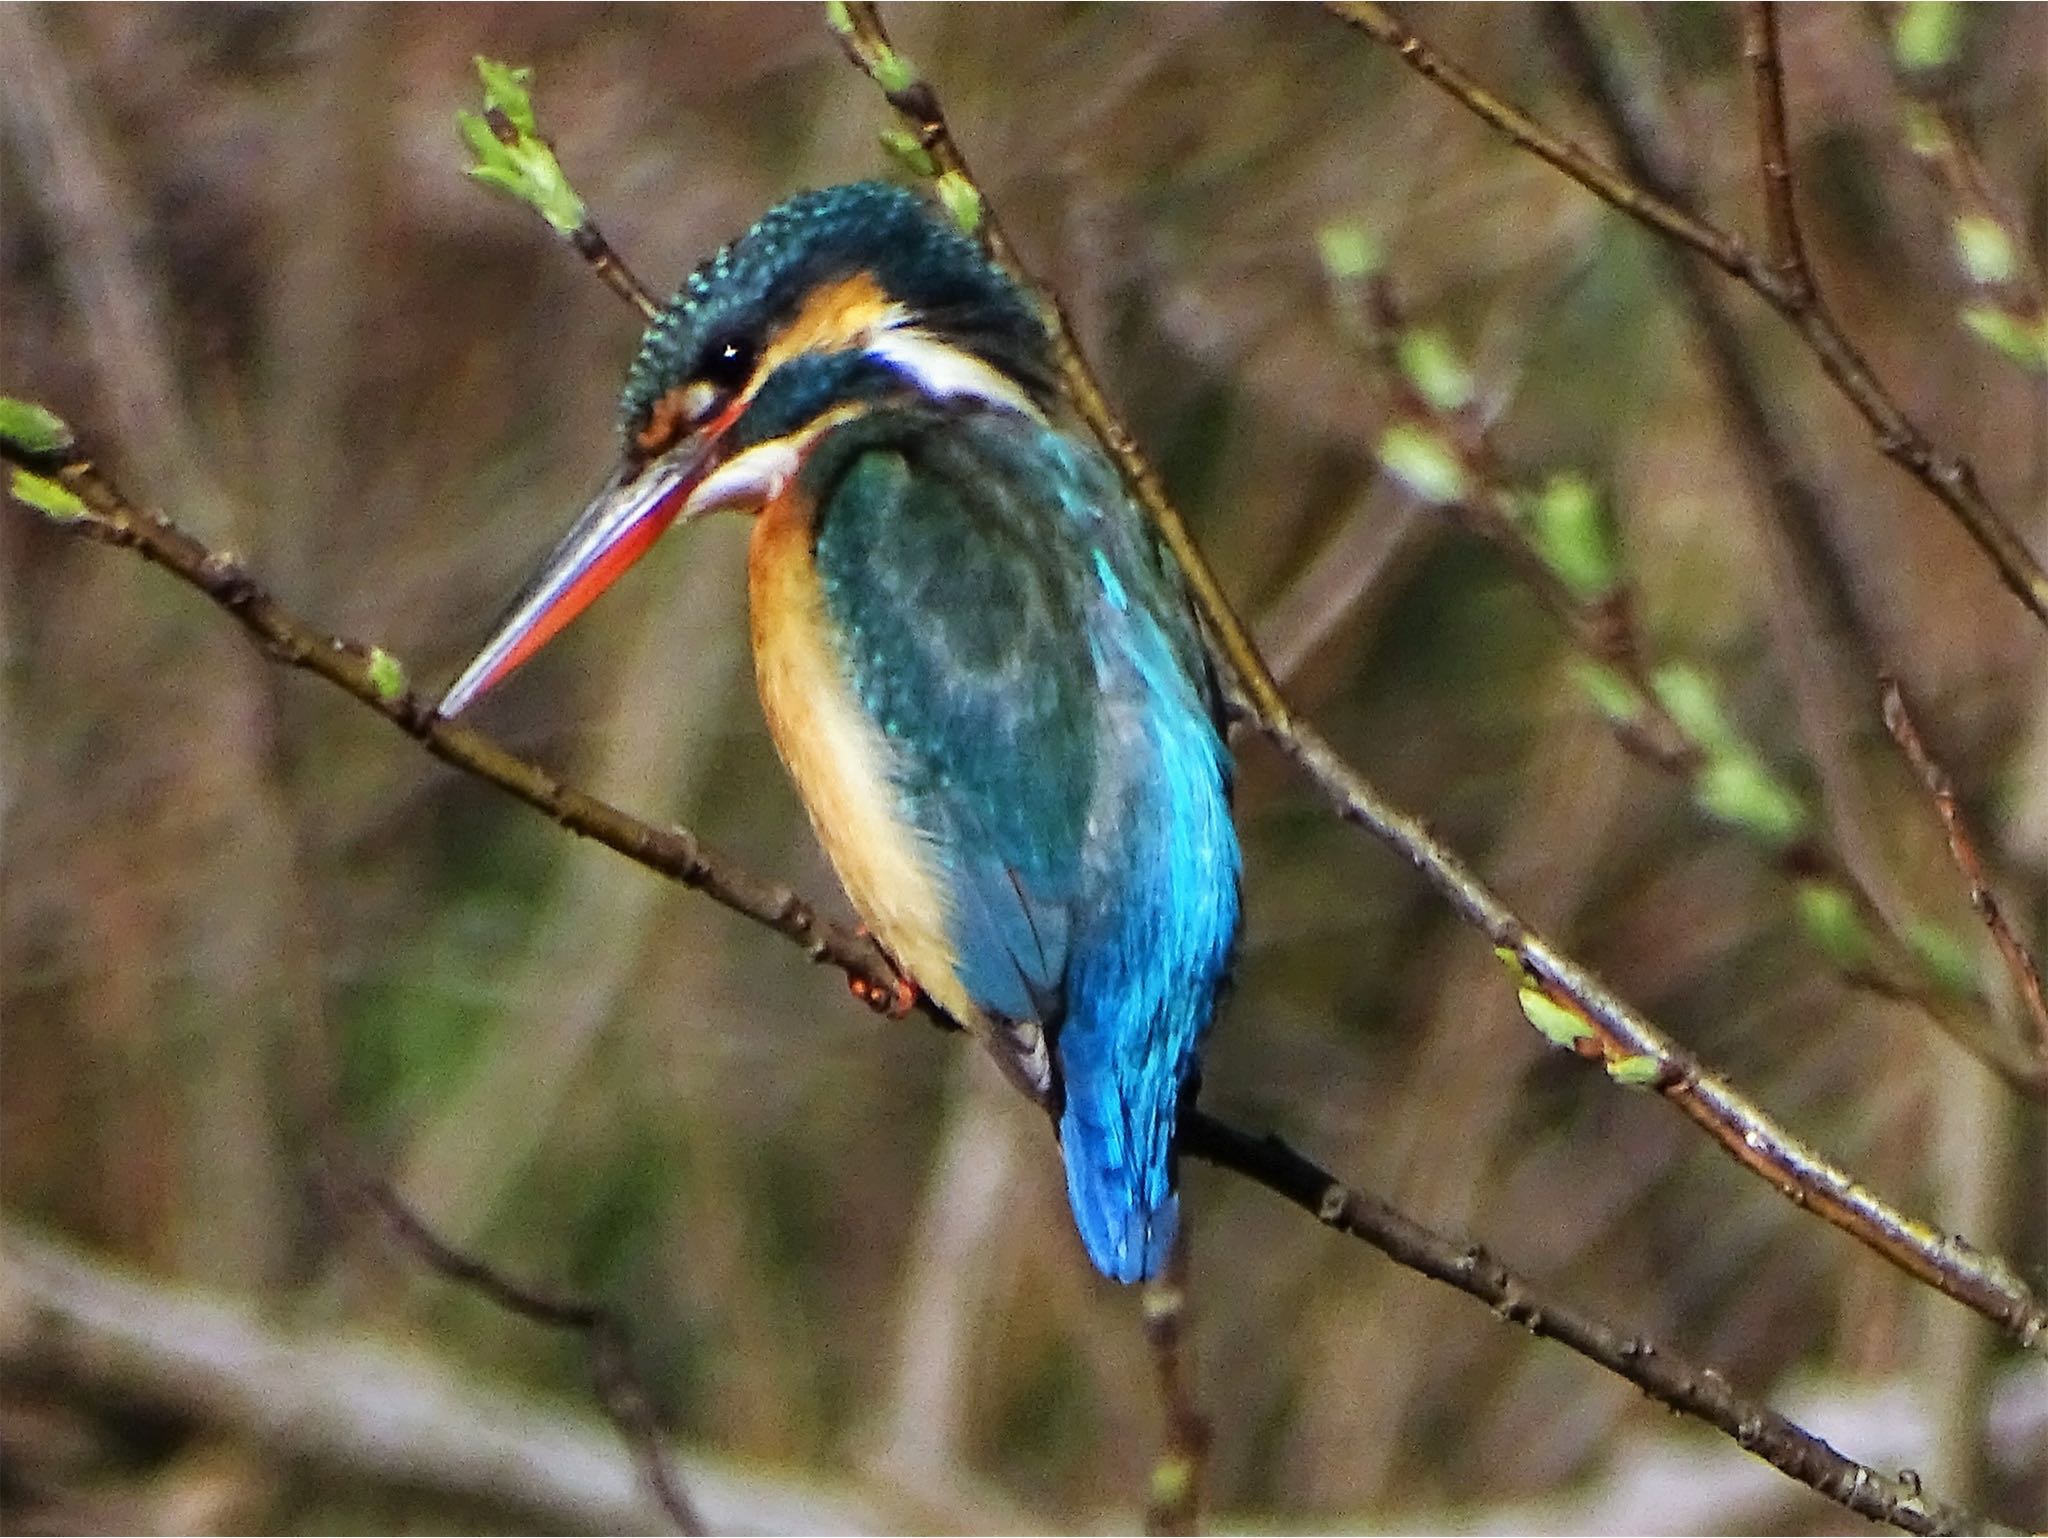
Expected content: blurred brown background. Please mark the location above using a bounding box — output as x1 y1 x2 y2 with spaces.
3 4 2044 1533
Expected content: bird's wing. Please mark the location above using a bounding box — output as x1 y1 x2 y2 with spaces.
807 412 1112 1038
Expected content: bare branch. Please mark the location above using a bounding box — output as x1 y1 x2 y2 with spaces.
1882 680 2048 1067
1744 4 1815 306
318 1153 702 1533
0 1223 917 1536
1180 1113 2011 1537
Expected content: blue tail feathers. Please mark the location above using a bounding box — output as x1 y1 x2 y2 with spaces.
1056 1016 1180 1283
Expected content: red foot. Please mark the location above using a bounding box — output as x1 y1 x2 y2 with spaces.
847 925 918 1018
848 969 919 1018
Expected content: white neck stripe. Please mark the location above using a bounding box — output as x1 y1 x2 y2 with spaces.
862 328 1044 420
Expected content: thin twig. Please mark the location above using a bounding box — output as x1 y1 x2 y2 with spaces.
569 223 661 321
1323 0 2048 628
827 0 2048 1336
1 443 2017 1531
1744 4 1814 306
1881 679 2048 1065
318 1149 702 1534
1179 1113 2008 1538
1141 1243 1209 1536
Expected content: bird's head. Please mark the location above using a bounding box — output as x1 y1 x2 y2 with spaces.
437 180 1053 717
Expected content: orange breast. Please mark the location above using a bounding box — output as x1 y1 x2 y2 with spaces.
747 491 976 1027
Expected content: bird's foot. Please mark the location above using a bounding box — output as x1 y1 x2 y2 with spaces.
847 926 919 1018
848 968 919 1018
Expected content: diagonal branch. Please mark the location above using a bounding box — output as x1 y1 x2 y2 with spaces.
823 2 2048 1356
1323 0 2048 630
1178 1114 2008 1537
0 435 2007 1534
319 1149 703 1533
1882 679 2048 1067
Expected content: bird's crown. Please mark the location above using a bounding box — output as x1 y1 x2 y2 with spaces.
620 181 1053 453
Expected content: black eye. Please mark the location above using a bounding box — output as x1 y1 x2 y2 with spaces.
700 335 756 391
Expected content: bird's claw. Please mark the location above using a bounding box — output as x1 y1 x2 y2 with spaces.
848 968 919 1019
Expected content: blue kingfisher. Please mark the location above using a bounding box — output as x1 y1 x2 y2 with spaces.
437 181 1241 1283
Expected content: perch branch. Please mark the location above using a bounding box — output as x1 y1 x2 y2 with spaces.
1323 0 2048 628
0 436 2008 1533
1179 1114 2008 1537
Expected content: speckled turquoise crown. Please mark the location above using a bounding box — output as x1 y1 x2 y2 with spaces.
620 181 1052 437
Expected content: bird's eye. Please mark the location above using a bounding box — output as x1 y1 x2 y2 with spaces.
700 335 756 392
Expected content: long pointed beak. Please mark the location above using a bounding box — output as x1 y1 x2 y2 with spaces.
434 440 712 719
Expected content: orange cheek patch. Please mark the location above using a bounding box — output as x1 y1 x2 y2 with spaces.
754 270 899 383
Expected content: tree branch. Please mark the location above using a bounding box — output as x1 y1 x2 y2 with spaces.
1323 0 2048 629
1179 1113 2009 1537
0 1222 921 1536
317 1151 702 1534
5 12 2043 1526
1882 679 2048 1068
1743 4 1814 305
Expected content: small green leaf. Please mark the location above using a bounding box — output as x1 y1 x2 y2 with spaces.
1605 1053 1663 1088
366 646 409 704
877 127 936 179
1650 663 1740 758
1959 306 2048 372
824 0 856 38
871 44 918 95
1797 880 1877 972
933 171 982 236
1520 987 1597 1051
1695 756 1809 849
1570 660 1644 727
1952 215 2016 286
1396 328 1474 412
1317 223 1382 283
1905 920 1979 997
1378 421 1467 505
457 58 588 236
9 467 87 519
1523 471 1618 602
1892 0 1964 72
0 398 73 455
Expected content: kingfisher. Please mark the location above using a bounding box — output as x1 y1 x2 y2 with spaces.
436 181 1240 1283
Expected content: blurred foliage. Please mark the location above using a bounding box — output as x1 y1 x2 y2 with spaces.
4 4 2046 1533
